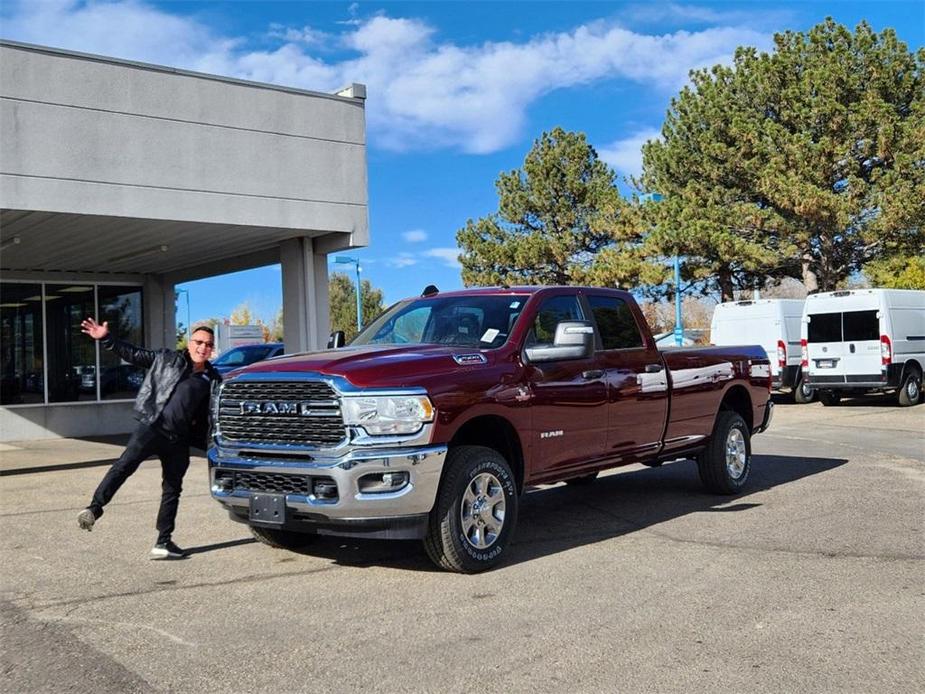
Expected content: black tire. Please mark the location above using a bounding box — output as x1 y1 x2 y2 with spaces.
793 376 815 404
424 446 518 573
819 390 842 407
697 410 751 495
249 525 316 550
565 472 598 485
897 369 922 407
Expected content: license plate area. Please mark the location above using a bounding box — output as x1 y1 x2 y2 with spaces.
816 359 836 369
249 493 286 524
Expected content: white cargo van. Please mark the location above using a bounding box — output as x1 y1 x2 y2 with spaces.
711 299 812 402
801 289 925 406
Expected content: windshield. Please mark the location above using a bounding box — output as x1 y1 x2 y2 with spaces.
213 345 277 366
351 295 528 349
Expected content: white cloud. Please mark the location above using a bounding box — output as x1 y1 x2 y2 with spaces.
402 229 428 243
386 253 418 268
598 128 662 179
423 248 463 269
0 1 773 154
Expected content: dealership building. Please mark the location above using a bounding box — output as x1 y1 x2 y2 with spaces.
0 40 369 441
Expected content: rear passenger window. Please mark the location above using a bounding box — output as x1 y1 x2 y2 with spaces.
843 310 879 341
808 312 842 343
588 295 644 349
528 295 583 345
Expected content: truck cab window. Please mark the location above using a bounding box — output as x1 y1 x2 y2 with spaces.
588 295 644 349
528 295 583 346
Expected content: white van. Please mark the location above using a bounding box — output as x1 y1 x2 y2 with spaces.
801 289 925 407
711 299 812 402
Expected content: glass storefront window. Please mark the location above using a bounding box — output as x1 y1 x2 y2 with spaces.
1 281 145 405
1 283 45 405
98 286 144 400
46 285 97 403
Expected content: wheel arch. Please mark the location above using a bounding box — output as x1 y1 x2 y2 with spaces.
448 415 525 493
718 384 754 431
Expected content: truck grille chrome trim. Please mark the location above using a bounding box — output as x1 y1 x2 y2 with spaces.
217 381 346 447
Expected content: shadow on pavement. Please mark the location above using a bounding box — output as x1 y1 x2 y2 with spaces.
269 453 847 572
186 537 257 555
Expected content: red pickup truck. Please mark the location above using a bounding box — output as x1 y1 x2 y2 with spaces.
208 286 773 572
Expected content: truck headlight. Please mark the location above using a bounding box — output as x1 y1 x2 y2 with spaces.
341 395 435 435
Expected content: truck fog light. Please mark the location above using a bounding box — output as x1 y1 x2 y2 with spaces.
312 479 338 500
358 471 410 493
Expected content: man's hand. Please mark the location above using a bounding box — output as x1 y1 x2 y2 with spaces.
81 317 109 340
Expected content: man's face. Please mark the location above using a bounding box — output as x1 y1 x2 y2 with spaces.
187 330 214 365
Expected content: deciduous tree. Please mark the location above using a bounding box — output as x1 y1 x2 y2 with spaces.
329 273 385 342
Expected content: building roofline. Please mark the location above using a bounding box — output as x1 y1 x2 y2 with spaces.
0 38 364 104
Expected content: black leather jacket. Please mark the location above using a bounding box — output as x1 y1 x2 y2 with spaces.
102 335 221 448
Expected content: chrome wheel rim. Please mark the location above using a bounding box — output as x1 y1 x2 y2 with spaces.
907 379 920 400
460 472 506 549
725 428 747 479
801 383 813 398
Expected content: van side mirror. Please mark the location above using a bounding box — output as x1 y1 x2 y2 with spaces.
524 320 595 363
327 331 345 349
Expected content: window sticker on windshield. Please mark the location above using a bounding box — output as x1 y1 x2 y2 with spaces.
481 328 500 343
509 301 520 309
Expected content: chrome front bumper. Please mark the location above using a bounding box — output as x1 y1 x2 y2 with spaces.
207 443 448 522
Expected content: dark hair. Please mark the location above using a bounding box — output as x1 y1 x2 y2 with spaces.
191 325 215 337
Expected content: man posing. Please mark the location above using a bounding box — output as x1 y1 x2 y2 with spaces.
77 319 221 559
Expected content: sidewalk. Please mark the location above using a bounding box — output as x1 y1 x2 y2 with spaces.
0 435 131 475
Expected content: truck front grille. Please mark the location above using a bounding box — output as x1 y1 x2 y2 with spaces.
218 381 346 446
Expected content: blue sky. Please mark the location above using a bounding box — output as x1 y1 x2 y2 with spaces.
2 1 923 327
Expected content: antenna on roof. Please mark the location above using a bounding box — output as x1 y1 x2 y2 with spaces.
422 285 439 297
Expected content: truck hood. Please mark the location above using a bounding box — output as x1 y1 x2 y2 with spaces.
229 343 490 389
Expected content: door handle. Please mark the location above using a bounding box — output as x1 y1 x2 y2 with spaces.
581 369 604 380
849 344 856 353
645 363 665 373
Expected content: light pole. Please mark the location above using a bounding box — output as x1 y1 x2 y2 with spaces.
176 288 191 344
334 256 362 332
641 192 683 346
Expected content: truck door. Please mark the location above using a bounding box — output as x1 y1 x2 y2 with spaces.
585 294 669 462
524 294 608 476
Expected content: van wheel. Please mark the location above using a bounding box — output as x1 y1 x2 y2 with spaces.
424 446 518 573
793 377 815 404
249 525 316 550
819 391 842 407
697 411 751 495
897 370 922 407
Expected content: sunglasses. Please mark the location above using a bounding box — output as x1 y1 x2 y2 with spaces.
190 339 214 348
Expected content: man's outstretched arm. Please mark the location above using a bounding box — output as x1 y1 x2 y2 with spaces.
81 317 159 368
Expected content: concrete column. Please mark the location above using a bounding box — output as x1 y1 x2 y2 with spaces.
143 274 175 349
281 237 330 353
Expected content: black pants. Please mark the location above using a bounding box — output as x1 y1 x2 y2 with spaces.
89 423 191 544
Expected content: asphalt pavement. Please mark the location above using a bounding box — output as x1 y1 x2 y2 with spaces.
1 398 923 693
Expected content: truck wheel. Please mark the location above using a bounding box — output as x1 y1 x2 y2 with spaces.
424 446 518 573
819 391 842 407
793 377 815 404
897 370 922 407
697 410 751 495
249 525 316 550
565 472 598 485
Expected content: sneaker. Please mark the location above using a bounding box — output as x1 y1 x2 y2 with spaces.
149 541 189 560
77 508 96 531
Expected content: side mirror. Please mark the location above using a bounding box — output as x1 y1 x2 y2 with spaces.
327 331 345 349
524 320 595 363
